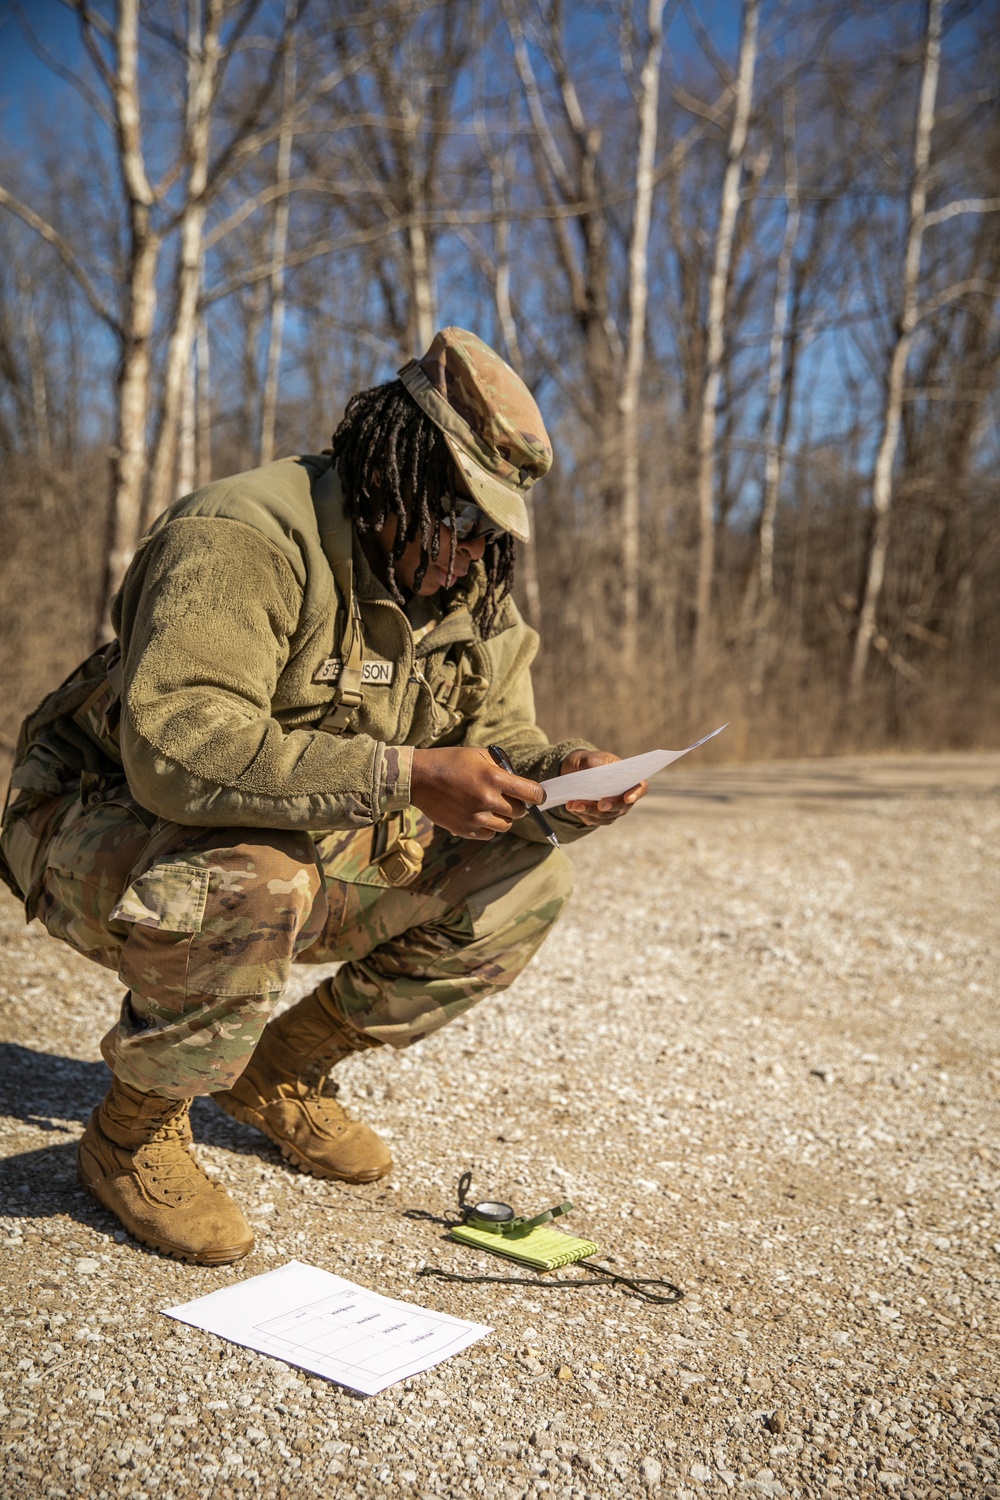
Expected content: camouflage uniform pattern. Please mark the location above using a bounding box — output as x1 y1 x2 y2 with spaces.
4 785 571 1098
398 327 553 542
306 810 572 1046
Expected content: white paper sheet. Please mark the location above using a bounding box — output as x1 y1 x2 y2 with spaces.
538 724 729 808
164 1260 491 1396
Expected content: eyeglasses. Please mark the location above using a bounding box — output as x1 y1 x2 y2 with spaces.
441 496 504 545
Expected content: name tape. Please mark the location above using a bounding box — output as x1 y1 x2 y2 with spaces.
313 659 395 686
313 658 341 683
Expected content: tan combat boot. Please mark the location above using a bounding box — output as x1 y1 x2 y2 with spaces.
77 1078 254 1265
213 979 392 1183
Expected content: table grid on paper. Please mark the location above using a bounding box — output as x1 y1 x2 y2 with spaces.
254 1293 472 1380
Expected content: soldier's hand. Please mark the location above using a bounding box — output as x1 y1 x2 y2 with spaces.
559 748 648 825
410 746 544 840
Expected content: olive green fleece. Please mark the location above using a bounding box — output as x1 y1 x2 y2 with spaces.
110 456 595 839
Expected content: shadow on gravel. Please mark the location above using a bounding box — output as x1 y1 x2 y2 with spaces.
0 1039 283 1162
0 1042 111 1230
189 1094 289 1164
0 1043 288 1245
0 1041 108 1127
1 1043 402 1231
0 1138 92 1223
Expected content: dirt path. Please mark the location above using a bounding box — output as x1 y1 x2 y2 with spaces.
2 753 998 1500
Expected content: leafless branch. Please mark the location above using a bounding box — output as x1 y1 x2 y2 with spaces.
919 277 1000 319
66 0 117 98
923 196 1000 228
0 185 119 334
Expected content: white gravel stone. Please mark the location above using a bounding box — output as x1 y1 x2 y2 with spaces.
641 1454 662 1485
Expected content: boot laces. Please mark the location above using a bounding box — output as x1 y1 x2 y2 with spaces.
138 1118 213 1201
290 1073 352 1130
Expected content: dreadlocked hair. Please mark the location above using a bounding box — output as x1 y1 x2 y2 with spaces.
330 379 516 638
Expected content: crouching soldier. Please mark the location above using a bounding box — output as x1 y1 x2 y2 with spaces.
0 328 646 1264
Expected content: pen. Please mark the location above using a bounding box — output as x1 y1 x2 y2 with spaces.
487 744 560 848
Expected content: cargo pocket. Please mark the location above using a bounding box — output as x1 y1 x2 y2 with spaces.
32 796 158 970
110 861 209 932
113 859 209 1003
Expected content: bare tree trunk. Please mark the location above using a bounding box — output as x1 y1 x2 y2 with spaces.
260 13 296 466
243 281 266 460
469 80 543 634
692 0 759 680
757 105 798 611
144 0 223 525
620 0 666 672
104 234 157 606
491 158 522 373
17 270 52 471
748 82 800 694
492 154 543 633
408 221 436 353
195 316 212 488
99 0 160 639
506 1 623 510
849 0 943 697
400 93 437 353
14 268 57 531
176 343 197 499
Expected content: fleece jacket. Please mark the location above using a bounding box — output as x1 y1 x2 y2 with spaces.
100 455 594 839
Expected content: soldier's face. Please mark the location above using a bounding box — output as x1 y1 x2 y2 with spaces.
383 516 488 595
374 468 488 596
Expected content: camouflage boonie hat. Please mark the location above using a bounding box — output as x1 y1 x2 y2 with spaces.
398 327 552 542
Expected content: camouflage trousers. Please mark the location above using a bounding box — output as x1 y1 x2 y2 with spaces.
2 786 572 1098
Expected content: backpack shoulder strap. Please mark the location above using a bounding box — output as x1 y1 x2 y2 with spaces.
312 462 364 734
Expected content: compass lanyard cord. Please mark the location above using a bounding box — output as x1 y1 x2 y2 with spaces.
416 1261 683 1307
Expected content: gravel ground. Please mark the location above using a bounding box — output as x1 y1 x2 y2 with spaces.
2 752 999 1500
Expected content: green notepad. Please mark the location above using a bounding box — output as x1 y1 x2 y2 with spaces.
448 1222 598 1271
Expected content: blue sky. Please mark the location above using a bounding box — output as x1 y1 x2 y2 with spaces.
0 0 85 127
0 0 748 134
